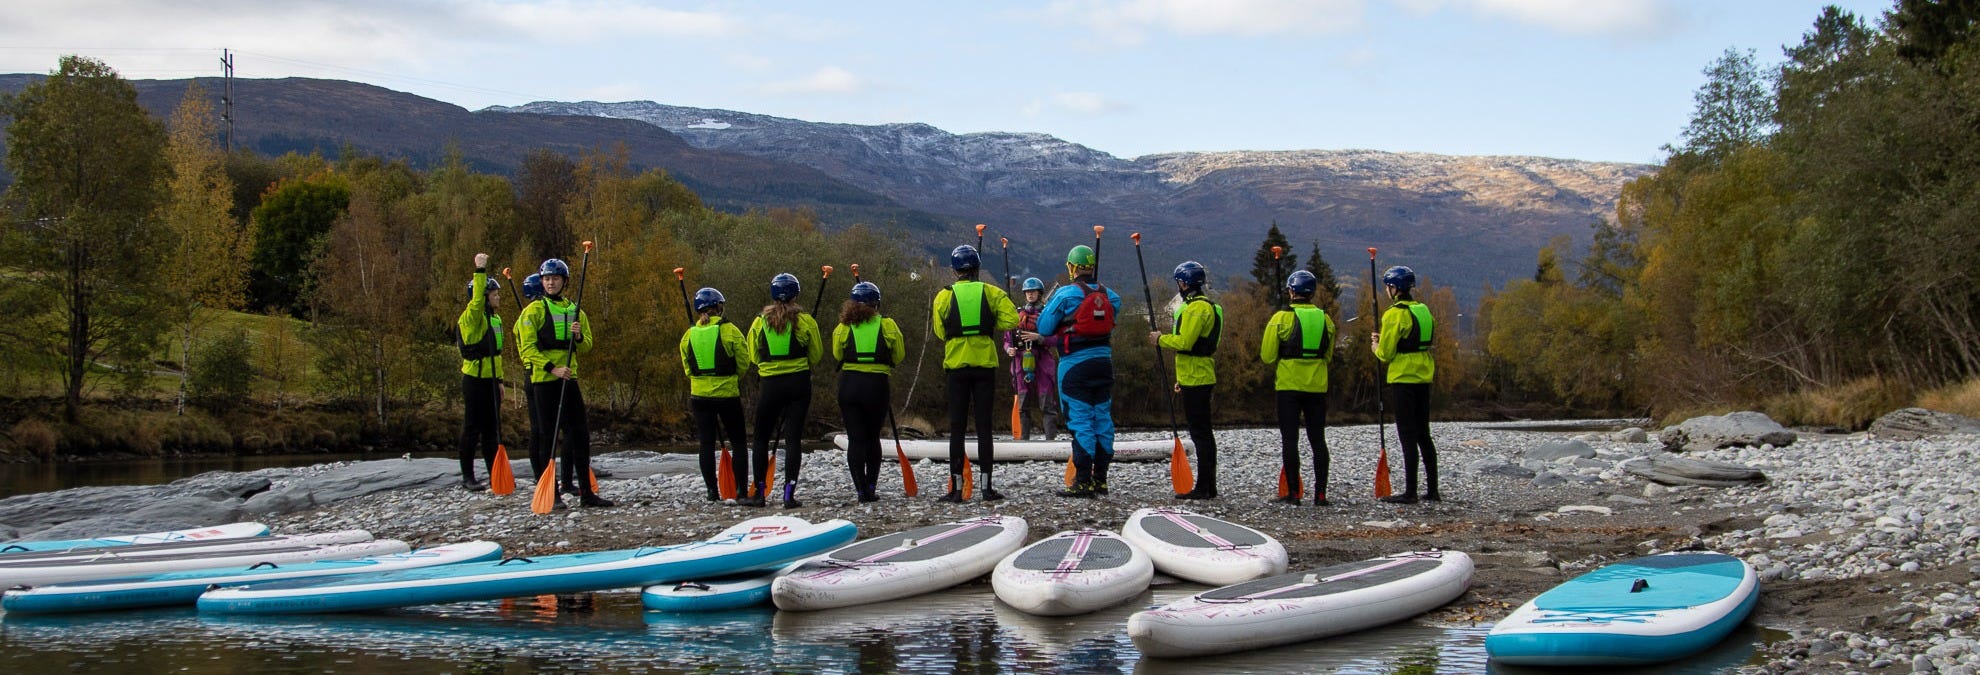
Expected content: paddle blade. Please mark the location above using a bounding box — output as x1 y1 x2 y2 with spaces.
1011 395 1023 440
1277 466 1290 498
961 454 975 500
764 454 778 498
490 445 516 495
717 446 737 500
588 468 599 494
1064 455 1076 487
531 460 559 514
1375 446 1394 498
896 442 918 497
1170 436 1192 494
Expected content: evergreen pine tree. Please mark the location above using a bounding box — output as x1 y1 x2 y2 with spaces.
1249 222 1296 306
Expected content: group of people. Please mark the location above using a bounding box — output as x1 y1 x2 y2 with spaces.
453 240 1443 510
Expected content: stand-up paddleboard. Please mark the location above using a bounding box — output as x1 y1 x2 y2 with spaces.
0 536 408 590
641 563 792 612
1486 551 1759 666
2 541 502 614
991 529 1151 616
772 515 1027 611
198 517 857 614
1121 508 1287 586
829 434 1180 462
0 530 372 564
1128 550 1473 658
0 522 270 554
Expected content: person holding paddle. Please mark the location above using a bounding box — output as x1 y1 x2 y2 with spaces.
930 244 1020 502
1024 244 1122 499
1150 261 1222 500
1372 266 1440 504
748 273 824 509
1259 270 1336 506
680 287 753 503
516 257 612 508
456 253 505 491
1004 277 1059 441
832 281 905 503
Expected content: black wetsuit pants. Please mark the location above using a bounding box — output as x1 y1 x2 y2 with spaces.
838 371 890 495
1180 384 1216 494
691 396 748 498
1391 382 1439 496
1276 390 1328 497
753 371 811 492
459 375 500 482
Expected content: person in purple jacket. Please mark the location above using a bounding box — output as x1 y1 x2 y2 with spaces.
1004 277 1060 440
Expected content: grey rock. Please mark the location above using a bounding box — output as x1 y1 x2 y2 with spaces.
1466 456 1536 479
0 470 277 539
243 458 458 515
1532 472 1568 488
1528 440 1598 462
1870 408 1980 441
589 451 698 480
1624 453 1767 487
1615 427 1650 443
1658 411 1798 452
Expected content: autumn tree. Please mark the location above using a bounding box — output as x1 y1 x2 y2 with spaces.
159 83 249 413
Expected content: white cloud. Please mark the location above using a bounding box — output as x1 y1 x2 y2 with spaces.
1398 0 1680 39
762 66 868 95
1023 91 1133 117
1051 0 1367 44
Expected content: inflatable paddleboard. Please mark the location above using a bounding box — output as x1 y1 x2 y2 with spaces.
829 434 1180 462
1128 550 1473 658
0 522 270 554
1121 508 1287 585
0 529 372 564
772 515 1027 611
991 528 1151 616
0 536 407 590
198 517 856 614
1486 551 1759 666
2 541 501 614
640 564 790 612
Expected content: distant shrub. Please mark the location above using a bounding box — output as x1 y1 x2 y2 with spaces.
1917 378 1980 419
8 419 58 459
190 332 255 410
1764 377 1913 430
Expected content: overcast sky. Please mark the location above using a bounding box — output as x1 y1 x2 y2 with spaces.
0 0 1895 164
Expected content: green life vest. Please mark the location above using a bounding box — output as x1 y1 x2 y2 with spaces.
1395 302 1434 353
1279 306 1330 360
757 316 807 361
1171 296 1222 357
942 281 992 338
847 317 890 364
459 315 503 360
534 298 578 351
686 319 737 376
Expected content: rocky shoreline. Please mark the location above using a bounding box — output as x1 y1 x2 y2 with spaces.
3 415 1976 673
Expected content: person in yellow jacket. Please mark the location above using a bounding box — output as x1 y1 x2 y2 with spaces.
1150 261 1222 500
456 252 505 491
516 257 610 508
833 281 905 502
1372 265 1439 504
748 273 824 509
1259 270 1336 506
929 244 1020 502
680 287 753 503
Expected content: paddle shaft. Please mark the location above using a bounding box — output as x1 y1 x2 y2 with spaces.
1367 249 1388 454
1132 234 1182 440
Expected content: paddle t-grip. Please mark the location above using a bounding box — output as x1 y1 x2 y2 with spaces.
673 267 685 281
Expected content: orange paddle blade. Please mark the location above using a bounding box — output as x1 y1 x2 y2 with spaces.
490 445 516 495
531 460 558 514
1277 466 1290 498
717 446 737 500
961 454 975 500
896 442 918 497
1064 456 1076 487
1374 447 1394 498
764 454 778 497
1170 436 1193 494
1011 395 1023 440
588 468 599 494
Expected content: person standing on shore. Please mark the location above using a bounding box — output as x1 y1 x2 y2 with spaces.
680 287 752 503
748 273 823 509
1151 261 1222 500
833 281 905 502
1027 245 1121 499
931 245 1020 503
456 253 505 491
1373 265 1440 504
517 272 544 474
1260 270 1335 506
1004 277 1060 440
516 257 612 508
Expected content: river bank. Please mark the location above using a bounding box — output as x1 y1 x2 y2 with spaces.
4 419 1976 672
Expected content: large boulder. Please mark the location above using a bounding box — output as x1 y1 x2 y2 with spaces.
1526 440 1597 462
0 470 279 539
1622 454 1767 487
1869 408 1980 440
1659 412 1797 452
1467 456 1536 478
242 458 457 515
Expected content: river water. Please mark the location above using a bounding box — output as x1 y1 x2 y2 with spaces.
0 453 1781 673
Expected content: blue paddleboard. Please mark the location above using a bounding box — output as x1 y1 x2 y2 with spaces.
1486 551 1758 666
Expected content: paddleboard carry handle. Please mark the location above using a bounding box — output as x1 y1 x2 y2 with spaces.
1630 578 1649 593
248 561 280 570
497 556 537 566
674 581 711 591
1 544 28 552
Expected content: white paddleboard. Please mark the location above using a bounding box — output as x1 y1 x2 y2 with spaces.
992 528 1152 616
0 530 373 565
0 522 270 554
0 536 407 589
772 515 1027 611
830 434 1181 462
1121 508 1287 585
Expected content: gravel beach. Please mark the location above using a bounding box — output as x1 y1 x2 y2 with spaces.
190 421 1980 672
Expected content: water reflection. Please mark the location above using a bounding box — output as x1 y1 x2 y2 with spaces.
0 585 1778 674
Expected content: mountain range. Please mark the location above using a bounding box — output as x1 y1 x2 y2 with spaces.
0 74 1654 305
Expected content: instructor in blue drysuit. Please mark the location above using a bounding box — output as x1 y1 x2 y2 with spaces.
1022 245 1123 498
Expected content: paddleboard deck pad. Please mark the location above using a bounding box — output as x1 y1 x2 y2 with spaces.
992 528 1152 616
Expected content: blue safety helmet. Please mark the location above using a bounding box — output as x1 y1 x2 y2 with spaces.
950 245 981 272
1382 266 1417 291
692 287 725 312
538 258 570 279
769 273 801 302
467 276 502 299
1021 277 1045 292
1286 270 1318 296
521 273 544 301
849 281 881 306
1172 261 1207 289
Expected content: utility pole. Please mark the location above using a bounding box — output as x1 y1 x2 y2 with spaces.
220 48 234 151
